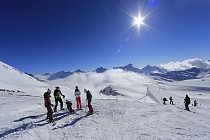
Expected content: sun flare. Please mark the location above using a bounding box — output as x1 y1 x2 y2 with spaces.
133 15 144 28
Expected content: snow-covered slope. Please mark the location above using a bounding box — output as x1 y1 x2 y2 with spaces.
1 61 210 140
0 61 47 96
0 91 209 140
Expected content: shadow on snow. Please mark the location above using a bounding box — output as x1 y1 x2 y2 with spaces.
52 113 92 130
0 122 34 138
13 113 46 122
0 111 70 138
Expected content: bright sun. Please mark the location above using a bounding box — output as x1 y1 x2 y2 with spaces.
115 4 152 32
133 15 144 28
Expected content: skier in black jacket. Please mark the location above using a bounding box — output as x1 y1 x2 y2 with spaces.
184 94 191 111
169 96 174 105
163 97 167 105
84 89 93 114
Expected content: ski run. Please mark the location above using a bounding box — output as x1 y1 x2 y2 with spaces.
0 89 210 140
0 62 210 139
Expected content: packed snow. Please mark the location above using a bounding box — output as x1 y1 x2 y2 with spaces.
0 61 210 140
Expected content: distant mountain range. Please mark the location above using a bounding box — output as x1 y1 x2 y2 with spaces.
34 64 167 81
151 67 210 81
32 59 210 81
2 58 209 82
34 69 85 81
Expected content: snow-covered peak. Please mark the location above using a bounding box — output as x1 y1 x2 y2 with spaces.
94 67 107 73
113 63 141 73
141 65 167 74
74 69 85 73
44 70 72 80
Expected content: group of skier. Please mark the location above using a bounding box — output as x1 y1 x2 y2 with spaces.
162 94 198 111
44 86 199 122
43 86 93 122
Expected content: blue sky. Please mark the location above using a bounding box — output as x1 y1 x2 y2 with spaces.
0 0 210 74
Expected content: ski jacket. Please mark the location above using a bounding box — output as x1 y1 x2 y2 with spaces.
54 89 62 99
86 90 92 102
184 96 190 105
44 92 51 106
75 89 81 98
66 100 72 107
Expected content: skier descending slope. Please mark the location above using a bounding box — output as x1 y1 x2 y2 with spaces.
84 89 93 114
43 89 54 122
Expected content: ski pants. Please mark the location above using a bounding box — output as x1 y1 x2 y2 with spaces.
54 98 63 111
88 100 93 113
185 103 190 111
45 105 53 121
76 97 82 109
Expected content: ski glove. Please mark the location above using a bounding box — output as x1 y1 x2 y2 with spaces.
62 95 65 98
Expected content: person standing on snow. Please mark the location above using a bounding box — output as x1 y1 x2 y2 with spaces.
53 86 65 112
43 89 54 122
75 86 82 110
169 96 174 105
84 89 93 114
194 100 198 106
184 94 191 111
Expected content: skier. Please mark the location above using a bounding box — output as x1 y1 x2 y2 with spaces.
184 94 191 111
194 100 198 106
84 89 93 114
43 89 54 122
169 96 174 105
53 86 65 112
163 97 167 105
75 86 82 110
66 100 75 113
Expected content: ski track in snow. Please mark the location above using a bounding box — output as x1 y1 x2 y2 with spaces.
0 92 210 140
